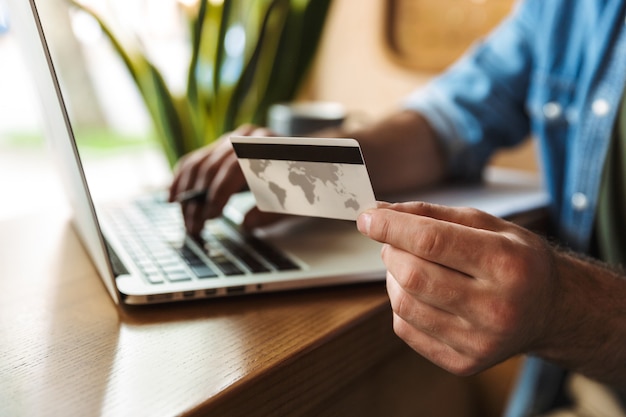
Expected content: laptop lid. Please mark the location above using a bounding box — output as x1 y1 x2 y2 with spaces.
8 0 120 303
7 0 390 305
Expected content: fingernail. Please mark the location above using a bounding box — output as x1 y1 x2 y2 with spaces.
357 212 372 235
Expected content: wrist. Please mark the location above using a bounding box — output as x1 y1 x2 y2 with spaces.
532 249 626 387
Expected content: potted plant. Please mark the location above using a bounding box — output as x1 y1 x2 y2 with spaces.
72 0 332 167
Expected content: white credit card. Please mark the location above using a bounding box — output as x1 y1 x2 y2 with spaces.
230 136 377 221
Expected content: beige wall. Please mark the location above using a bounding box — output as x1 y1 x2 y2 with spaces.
303 0 538 172
304 0 432 119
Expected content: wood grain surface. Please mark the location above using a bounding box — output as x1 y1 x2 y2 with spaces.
1 209 481 417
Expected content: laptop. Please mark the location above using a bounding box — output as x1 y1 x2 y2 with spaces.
7 0 549 306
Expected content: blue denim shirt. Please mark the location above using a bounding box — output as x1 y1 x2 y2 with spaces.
405 0 626 252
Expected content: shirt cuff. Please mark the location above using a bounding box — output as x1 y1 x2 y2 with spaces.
402 86 489 182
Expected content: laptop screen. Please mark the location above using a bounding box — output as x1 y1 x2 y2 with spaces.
8 0 180 303
27 0 173 199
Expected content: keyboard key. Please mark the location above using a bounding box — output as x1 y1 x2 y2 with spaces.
189 264 218 279
178 248 205 266
161 265 187 275
218 238 270 273
209 255 244 276
243 235 300 270
145 273 165 284
164 271 192 282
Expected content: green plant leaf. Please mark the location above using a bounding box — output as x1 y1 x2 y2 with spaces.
186 0 208 107
212 0 233 97
142 62 188 165
71 0 332 164
70 2 142 89
254 0 332 124
223 0 285 132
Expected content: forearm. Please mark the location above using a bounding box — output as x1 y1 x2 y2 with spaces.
340 110 447 196
536 249 626 389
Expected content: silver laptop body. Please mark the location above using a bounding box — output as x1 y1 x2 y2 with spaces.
8 0 387 305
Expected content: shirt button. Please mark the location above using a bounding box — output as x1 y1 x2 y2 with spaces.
592 99 610 116
543 102 562 119
571 192 589 211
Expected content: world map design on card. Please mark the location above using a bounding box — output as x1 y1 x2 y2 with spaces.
230 136 377 221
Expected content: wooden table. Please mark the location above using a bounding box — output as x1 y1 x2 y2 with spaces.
0 206 493 417
0 146 537 417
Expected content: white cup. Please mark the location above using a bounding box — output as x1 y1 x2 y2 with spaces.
267 101 347 136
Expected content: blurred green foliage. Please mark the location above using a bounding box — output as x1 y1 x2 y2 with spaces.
73 0 332 167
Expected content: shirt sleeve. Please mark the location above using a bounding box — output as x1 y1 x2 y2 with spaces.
403 0 538 181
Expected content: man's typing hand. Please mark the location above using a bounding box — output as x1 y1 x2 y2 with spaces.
168 125 282 235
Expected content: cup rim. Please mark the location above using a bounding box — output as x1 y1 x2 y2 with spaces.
269 101 346 121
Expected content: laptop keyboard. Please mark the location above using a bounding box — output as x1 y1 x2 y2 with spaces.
104 195 300 285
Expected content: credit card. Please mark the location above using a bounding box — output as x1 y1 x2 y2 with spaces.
230 136 377 221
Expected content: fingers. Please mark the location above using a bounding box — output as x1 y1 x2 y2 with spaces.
203 149 247 218
169 124 257 203
183 140 241 234
390 312 489 376
381 243 474 313
358 205 516 279
168 124 281 235
168 146 209 203
386 268 459 337
375 200 504 232
189 136 239 196
387 270 506 375
360 202 553 374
